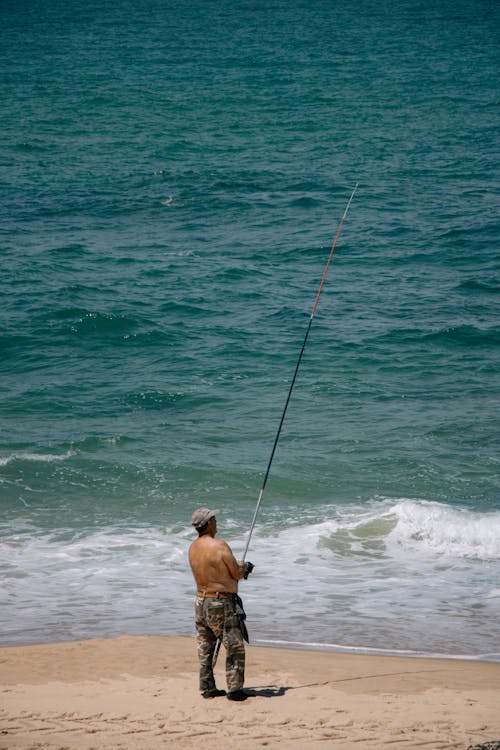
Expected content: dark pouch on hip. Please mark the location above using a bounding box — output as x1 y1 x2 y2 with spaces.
233 594 249 643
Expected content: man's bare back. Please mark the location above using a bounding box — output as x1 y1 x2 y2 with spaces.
189 508 252 701
189 534 244 593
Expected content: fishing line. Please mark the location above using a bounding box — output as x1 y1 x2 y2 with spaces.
212 183 358 669
242 182 358 561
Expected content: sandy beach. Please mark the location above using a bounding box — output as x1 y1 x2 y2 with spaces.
1 636 499 749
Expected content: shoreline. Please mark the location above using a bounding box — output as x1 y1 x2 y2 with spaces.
1 635 499 749
255 637 500 663
2 631 499 664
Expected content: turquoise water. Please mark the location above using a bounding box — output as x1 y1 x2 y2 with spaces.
1 0 499 658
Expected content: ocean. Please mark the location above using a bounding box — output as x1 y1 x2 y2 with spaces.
1 0 499 660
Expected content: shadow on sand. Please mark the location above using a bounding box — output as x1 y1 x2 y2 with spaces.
244 685 291 698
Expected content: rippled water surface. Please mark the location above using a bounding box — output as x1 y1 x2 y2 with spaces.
1 0 499 658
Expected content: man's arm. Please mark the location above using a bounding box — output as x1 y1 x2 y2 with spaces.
221 542 245 581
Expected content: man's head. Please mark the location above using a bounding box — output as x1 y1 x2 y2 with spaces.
191 507 219 534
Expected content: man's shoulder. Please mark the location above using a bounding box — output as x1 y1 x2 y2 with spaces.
189 535 227 552
214 537 233 552
189 536 232 554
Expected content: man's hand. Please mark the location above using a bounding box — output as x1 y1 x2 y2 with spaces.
243 561 254 580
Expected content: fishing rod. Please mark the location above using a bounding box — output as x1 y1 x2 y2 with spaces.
212 183 358 669
242 182 358 562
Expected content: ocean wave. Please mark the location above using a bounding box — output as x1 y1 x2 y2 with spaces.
0 333 31 358
0 449 76 467
2 501 499 655
47 243 89 257
31 308 143 338
32 309 182 347
257 498 500 562
458 278 500 294
423 324 500 347
159 299 219 318
65 311 137 336
288 196 322 209
377 324 499 348
65 435 135 453
123 389 190 410
386 499 500 560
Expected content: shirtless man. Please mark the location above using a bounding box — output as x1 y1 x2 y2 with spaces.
188 507 252 701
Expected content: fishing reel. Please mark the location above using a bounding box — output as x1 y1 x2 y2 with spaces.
243 561 254 579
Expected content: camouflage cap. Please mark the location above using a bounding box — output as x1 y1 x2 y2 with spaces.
191 507 219 529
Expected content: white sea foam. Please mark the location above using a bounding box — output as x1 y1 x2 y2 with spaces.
254 638 499 661
386 499 500 560
1 500 499 656
253 498 500 563
0 449 76 467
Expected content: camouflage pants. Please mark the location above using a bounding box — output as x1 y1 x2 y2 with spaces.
195 595 245 693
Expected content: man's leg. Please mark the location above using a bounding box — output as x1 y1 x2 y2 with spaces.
222 603 245 693
195 601 217 692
